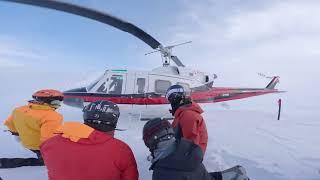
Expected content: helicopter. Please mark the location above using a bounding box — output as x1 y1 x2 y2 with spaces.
2 0 284 119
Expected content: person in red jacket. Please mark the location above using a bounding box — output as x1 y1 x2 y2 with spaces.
165 85 208 153
40 100 138 180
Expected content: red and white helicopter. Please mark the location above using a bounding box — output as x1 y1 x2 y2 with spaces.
4 0 284 119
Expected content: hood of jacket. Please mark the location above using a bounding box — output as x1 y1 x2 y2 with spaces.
151 139 204 171
54 122 113 145
28 102 56 111
174 101 204 118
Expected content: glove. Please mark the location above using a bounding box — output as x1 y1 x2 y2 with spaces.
147 154 153 162
221 165 250 180
8 131 19 136
14 136 21 143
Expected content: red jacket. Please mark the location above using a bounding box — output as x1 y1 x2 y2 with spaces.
172 102 208 153
40 122 138 180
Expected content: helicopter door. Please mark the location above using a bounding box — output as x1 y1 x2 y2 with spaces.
96 73 127 94
108 73 127 94
134 73 148 94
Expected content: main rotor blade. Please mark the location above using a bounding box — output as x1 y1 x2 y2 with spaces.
1 0 161 49
171 56 185 67
167 41 192 49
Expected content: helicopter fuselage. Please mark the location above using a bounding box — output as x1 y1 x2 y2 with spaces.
63 65 282 109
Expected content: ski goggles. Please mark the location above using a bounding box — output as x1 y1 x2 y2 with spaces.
50 100 62 108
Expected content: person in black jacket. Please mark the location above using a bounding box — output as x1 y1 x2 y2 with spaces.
142 118 250 180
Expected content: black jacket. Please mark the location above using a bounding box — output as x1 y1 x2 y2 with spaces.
150 139 213 180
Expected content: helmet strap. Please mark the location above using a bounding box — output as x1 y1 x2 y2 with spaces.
170 96 191 115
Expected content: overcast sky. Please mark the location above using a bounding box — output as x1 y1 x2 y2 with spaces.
0 0 319 119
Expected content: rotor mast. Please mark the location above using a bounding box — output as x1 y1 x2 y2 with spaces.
146 41 192 67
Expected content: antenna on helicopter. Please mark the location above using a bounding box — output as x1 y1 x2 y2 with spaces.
145 41 192 67
258 73 274 79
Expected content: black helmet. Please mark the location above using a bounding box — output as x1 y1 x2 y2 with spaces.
165 84 186 103
166 85 191 115
143 118 175 151
83 100 120 132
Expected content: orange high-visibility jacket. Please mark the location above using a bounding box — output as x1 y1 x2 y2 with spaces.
4 103 63 150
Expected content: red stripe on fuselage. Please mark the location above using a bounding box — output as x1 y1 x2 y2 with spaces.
64 95 167 104
64 88 278 105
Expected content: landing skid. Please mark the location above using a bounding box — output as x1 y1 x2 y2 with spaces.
140 117 174 121
119 104 173 121
129 111 173 121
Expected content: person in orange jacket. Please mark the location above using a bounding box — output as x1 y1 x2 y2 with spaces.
1 89 64 168
165 85 208 153
40 100 138 180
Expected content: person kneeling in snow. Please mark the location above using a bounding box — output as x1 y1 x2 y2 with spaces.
40 100 138 180
142 118 250 180
1 89 64 168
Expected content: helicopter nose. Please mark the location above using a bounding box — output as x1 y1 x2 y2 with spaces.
63 87 86 108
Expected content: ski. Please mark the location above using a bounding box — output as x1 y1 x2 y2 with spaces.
0 158 44 168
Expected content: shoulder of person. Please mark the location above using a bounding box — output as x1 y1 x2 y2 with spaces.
13 105 29 112
43 111 63 121
112 138 134 153
179 109 202 121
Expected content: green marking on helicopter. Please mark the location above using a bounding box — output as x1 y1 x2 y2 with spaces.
112 69 127 72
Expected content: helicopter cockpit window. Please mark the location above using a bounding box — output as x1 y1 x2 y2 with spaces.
108 75 123 94
137 78 146 94
97 82 108 93
155 80 172 94
87 74 104 91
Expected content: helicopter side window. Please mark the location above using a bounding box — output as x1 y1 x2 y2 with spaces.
137 78 146 94
155 80 172 94
108 75 123 94
205 75 209 82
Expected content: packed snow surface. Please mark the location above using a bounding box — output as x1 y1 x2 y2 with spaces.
1 97 320 180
